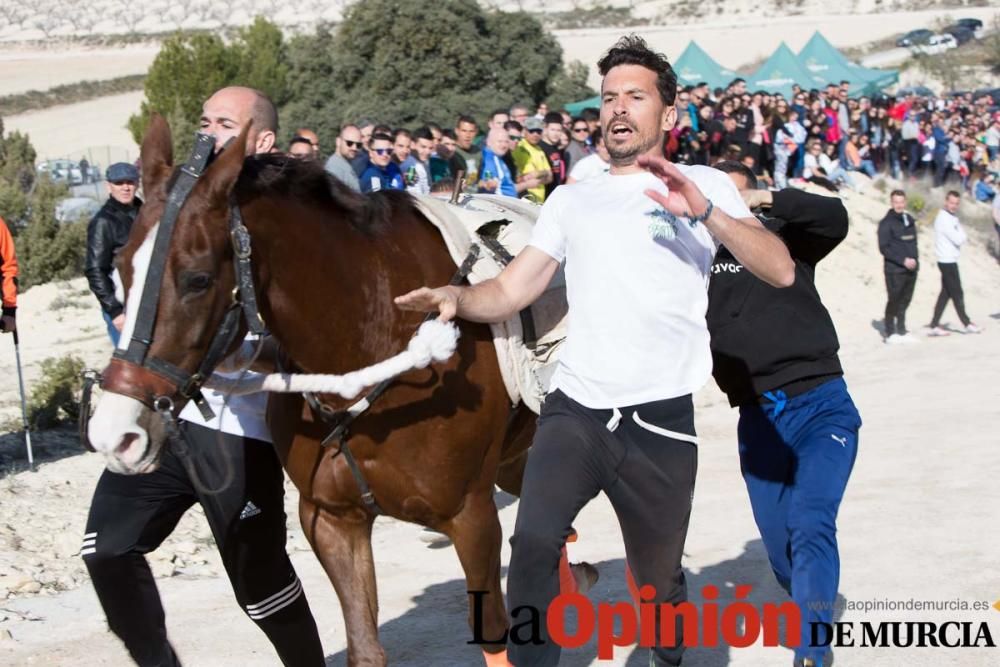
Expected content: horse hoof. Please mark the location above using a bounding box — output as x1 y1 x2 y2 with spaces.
570 561 599 594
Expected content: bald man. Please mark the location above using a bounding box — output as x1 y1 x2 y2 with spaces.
81 86 326 667
481 127 541 197
295 127 320 158
200 85 278 156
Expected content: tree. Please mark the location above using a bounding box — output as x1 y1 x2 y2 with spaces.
279 27 342 150
18 176 82 289
0 118 37 231
547 60 597 110
128 18 290 157
233 17 291 108
280 0 594 149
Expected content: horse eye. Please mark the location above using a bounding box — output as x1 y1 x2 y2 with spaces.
184 273 214 293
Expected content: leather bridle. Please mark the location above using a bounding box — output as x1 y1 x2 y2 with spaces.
101 133 268 421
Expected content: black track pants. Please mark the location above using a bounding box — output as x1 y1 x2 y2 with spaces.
81 422 324 666
930 261 970 328
884 269 917 336
507 389 698 667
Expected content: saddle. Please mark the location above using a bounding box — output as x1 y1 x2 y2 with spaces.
414 194 568 415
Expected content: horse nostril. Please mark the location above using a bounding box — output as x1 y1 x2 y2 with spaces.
116 432 141 455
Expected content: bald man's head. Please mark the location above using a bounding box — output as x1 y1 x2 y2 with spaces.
200 86 278 156
485 127 511 156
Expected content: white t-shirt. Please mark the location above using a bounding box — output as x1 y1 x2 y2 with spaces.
569 154 610 182
933 209 966 264
528 165 753 409
179 337 272 442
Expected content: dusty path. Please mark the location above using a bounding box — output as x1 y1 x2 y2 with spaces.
0 186 998 665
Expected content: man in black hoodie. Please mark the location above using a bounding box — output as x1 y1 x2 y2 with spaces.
85 162 143 346
710 161 861 667
877 189 919 343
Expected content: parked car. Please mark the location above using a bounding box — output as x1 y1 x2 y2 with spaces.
955 18 984 38
896 85 936 98
897 29 933 47
912 33 957 55
944 25 975 46
37 159 83 186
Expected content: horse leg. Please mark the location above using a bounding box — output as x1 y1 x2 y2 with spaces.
444 490 511 666
299 497 384 667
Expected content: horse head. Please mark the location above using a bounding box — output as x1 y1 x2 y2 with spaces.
88 115 252 473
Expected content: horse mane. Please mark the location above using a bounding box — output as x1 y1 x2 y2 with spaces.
233 153 412 236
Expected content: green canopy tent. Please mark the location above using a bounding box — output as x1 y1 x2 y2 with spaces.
564 95 601 115
797 31 898 96
673 41 738 91
748 42 827 98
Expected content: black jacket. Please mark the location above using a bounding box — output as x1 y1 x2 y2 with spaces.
707 188 847 407
877 209 918 274
85 196 142 318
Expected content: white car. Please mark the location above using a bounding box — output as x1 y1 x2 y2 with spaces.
912 33 957 55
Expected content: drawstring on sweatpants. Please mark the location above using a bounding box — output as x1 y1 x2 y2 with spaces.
606 407 622 432
763 390 788 418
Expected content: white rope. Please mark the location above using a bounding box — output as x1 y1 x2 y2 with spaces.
204 320 459 399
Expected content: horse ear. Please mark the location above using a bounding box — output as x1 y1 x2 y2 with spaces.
140 114 174 200
202 122 251 205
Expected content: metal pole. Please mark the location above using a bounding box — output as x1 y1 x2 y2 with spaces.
11 330 34 471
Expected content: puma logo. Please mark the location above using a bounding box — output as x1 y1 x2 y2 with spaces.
830 434 847 447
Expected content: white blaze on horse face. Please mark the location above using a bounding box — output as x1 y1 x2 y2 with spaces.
88 224 160 473
118 222 157 351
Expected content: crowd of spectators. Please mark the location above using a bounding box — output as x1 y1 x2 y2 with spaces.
282 78 1000 206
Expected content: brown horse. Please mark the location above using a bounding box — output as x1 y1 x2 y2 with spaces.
86 116 541 665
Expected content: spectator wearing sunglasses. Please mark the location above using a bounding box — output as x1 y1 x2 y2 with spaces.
324 124 362 192
85 162 142 346
360 132 405 193
503 120 523 181
565 117 593 170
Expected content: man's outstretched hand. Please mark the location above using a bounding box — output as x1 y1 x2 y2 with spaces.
394 286 460 322
638 155 710 219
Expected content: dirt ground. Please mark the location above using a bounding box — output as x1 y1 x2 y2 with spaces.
0 181 998 665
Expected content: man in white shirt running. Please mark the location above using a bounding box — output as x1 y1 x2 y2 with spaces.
396 35 794 667
927 190 982 336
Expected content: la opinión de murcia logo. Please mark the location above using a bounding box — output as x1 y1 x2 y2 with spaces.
468 587 1000 659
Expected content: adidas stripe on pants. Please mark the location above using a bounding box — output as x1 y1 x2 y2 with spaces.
81 421 324 666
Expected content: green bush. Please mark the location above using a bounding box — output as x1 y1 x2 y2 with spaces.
17 177 85 289
27 355 85 429
909 193 925 214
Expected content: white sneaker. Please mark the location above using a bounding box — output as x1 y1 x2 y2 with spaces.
884 334 905 345
963 323 983 334
926 326 950 337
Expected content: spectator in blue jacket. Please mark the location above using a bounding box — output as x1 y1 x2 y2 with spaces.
360 133 405 193
974 173 996 203
478 128 517 197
